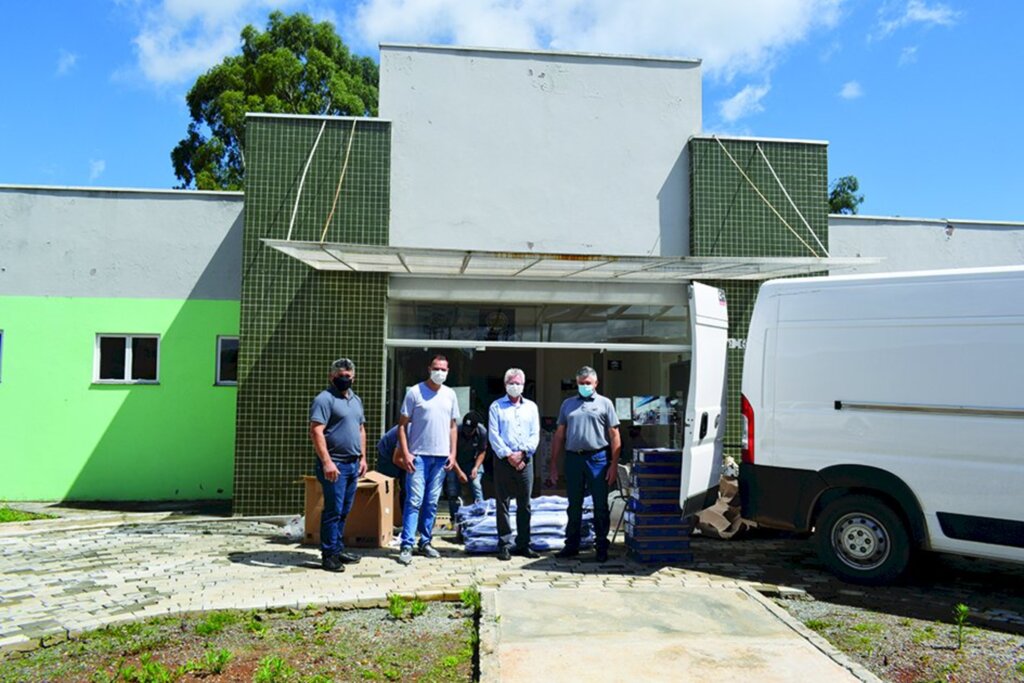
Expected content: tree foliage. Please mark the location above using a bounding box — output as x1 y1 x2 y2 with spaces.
828 175 864 215
172 11 378 191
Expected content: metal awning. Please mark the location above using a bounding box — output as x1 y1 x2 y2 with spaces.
264 239 880 282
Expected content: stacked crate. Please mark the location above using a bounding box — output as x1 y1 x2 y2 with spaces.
625 449 693 564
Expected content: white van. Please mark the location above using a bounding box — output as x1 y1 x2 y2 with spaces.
739 266 1024 584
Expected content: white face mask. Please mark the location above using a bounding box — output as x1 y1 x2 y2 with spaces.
506 383 524 398
430 369 448 385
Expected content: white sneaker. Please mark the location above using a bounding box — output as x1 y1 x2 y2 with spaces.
397 547 413 565
417 544 441 559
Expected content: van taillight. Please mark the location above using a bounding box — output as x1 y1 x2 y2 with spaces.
740 393 754 464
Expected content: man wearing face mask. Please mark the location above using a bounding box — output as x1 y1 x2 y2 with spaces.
547 365 621 563
309 358 367 572
488 368 541 561
446 413 488 524
396 354 461 565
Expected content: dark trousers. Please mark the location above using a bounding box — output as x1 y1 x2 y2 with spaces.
315 458 360 558
564 450 610 552
495 456 534 551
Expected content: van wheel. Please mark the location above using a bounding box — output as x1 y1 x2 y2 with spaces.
815 495 911 585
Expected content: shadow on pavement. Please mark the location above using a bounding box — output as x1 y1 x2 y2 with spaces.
688 532 1024 634
227 549 320 570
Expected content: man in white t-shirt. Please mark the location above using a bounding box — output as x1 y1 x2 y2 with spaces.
396 354 460 565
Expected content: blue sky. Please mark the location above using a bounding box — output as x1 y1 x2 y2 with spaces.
1 1 1020 221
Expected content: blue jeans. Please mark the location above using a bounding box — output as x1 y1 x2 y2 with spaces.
445 466 485 519
565 450 610 552
401 455 448 549
315 458 360 558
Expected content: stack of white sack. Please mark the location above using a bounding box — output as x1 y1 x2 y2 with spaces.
456 495 596 553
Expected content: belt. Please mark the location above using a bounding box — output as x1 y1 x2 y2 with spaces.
567 448 606 456
330 455 360 463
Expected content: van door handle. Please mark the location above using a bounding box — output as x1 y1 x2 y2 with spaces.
699 412 709 440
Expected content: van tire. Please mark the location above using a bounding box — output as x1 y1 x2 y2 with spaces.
815 494 911 585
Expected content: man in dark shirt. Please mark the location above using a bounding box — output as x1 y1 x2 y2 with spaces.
309 358 367 572
445 413 488 521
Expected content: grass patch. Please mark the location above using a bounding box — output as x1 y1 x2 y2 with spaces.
254 655 295 683
3 604 474 682
0 505 57 523
194 610 239 636
805 619 832 632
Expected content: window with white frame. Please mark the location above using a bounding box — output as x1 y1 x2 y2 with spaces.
216 336 239 385
95 334 160 383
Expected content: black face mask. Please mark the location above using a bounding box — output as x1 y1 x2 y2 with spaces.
332 376 353 392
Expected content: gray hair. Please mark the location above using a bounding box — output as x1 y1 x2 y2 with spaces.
576 365 598 380
330 358 355 374
504 367 526 384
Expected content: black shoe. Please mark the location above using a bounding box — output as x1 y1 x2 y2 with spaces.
337 551 361 565
555 547 579 559
497 547 511 561
321 554 345 572
595 547 609 563
513 547 540 559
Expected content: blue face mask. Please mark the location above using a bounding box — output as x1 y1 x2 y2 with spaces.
577 384 595 398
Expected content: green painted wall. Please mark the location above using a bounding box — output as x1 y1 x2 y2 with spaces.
0 296 239 501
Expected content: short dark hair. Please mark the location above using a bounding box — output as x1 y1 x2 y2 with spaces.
429 354 449 366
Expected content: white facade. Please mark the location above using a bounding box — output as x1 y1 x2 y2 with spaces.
829 214 1024 275
0 186 244 300
380 44 702 257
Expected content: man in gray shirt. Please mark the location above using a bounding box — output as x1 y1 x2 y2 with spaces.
396 354 460 565
547 365 621 563
309 358 367 572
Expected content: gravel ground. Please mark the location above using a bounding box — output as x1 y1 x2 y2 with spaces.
779 597 1024 683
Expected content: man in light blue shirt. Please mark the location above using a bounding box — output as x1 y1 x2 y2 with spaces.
396 354 460 565
488 367 541 560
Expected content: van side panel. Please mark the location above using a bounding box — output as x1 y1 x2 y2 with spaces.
749 269 1024 564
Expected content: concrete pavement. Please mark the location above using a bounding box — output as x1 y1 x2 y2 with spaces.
0 508 877 681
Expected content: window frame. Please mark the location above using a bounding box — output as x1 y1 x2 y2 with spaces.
215 335 239 386
93 333 161 385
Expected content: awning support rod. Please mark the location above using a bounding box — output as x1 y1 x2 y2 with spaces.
286 120 327 242
755 143 829 256
713 136 820 258
320 119 359 244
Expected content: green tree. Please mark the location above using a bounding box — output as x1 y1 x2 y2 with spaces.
172 11 378 191
828 175 864 214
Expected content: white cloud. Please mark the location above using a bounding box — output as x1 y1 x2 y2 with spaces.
839 80 863 99
350 0 846 82
125 0 300 85
89 159 107 181
899 45 918 65
57 50 79 76
875 0 961 39
719 83 771 123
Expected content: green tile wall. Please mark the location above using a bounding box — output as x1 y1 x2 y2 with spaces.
689 137 828 453
235 116 390 515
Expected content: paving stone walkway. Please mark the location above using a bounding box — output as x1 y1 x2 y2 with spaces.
0 512 746 651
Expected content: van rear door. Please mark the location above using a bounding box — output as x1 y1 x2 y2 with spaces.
680 282 729 516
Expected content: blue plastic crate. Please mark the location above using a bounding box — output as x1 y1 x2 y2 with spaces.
626 498 681 514
631 461 681 474
625 523 693 538
627 549 693 564
624 511 691 527
626 535 691 550
631 473 682 489
629 486 679 501
633 449 683 464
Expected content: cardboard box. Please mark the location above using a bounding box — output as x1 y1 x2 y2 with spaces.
303 472 395 547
